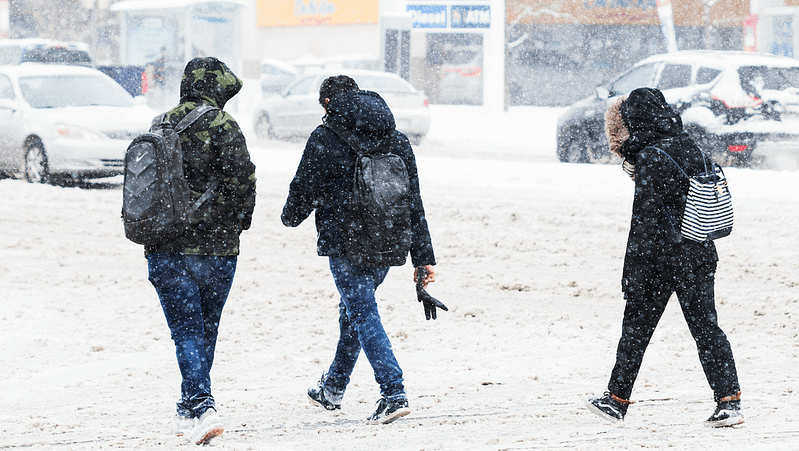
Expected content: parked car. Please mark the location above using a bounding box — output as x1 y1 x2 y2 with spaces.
556 50 799 166
0 38 93 67
253 69 431 145
0 64 158 183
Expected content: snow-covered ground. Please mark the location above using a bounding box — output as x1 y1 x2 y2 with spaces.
1 104 798 450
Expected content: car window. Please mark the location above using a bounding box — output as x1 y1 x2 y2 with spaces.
286 76 316 96
609 63 658 97
738 66 799 95
696 67 722 85
0 75 14 99
19 74 133 108
354 75 414 94
657 64 692 90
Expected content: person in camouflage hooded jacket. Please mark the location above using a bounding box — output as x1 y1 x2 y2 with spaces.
145 57 256 445
145 56 256 256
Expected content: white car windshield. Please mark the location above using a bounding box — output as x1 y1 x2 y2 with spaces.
19 75 134 108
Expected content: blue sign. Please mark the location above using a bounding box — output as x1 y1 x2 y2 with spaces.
450 5 490 29
408 4 448 29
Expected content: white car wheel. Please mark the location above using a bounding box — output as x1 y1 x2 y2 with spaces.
24 141 50 184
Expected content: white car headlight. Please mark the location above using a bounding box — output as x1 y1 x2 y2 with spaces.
55 124 109 140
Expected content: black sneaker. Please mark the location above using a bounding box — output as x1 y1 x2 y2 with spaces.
705 399 744 428
585 392 629 423
307 373 341 411
366 397 410 424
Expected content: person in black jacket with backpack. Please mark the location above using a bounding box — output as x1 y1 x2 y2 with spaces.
585 88 743 427
281 75 437 424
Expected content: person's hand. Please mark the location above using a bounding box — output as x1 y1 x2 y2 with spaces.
415 266 446 320
413 265 436 289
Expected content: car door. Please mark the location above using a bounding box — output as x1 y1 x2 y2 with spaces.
0 74 21 171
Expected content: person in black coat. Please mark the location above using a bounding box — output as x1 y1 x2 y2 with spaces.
585 88 743 427
281 75 436 424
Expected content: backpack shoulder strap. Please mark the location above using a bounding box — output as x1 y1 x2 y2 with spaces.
150 113 167 131
647 146 689 179
175 104 219 133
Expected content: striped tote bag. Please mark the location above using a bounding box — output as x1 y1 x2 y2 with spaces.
652 147 734 242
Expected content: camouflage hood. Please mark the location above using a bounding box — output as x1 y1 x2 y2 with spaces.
179 57 242 109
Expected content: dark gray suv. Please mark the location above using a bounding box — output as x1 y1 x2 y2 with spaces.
557 50 799 166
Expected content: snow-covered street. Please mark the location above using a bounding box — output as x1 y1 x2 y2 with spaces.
1 105 798 450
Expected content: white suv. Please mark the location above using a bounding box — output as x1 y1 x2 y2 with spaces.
557 50 799 166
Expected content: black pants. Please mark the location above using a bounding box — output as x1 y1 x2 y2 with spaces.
608 261 740 402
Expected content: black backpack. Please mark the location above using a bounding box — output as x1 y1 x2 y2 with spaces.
344 142 413 268
121 104 219 246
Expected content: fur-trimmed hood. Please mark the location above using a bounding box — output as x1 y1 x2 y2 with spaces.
605 87 683 160
605 97 629 158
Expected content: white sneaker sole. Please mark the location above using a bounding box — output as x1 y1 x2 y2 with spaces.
705 414 745 428
584 397 624 425
369 407 411 425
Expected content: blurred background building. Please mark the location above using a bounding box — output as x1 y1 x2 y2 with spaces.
3 0 799 106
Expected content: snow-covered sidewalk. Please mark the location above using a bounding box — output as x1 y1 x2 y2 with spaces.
1 106 798 450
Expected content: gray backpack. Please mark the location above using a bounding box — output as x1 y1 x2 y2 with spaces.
121 105 219 246
345 146 413 268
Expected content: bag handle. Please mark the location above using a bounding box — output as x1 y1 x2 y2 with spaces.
647 146 689 179
649 146 726 182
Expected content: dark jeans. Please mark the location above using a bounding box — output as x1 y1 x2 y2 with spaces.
147 253 237 417
608 261 740 402
323 256 405 403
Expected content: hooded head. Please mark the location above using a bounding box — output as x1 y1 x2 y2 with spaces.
321 76 396 154
179 57 243 109
604 87 683 160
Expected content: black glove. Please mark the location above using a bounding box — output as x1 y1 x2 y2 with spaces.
416 266 448 320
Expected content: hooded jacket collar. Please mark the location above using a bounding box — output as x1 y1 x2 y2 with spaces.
619 87 683 160
179 57 243 109
324 90 396 155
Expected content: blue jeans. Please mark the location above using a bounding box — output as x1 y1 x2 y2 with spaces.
147 253 237 418
323 256 405 403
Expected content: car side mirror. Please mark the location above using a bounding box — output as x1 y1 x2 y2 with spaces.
595 87 610 100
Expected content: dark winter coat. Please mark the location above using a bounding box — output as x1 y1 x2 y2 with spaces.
617 88 718 295
281 90 436 267
145 57 257 257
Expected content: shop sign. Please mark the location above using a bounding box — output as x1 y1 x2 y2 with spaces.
408 4 448 28
451 5 490 29
407 2 490 30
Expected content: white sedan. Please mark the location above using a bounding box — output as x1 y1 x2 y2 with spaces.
0 64 157 183
253 69 431 145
